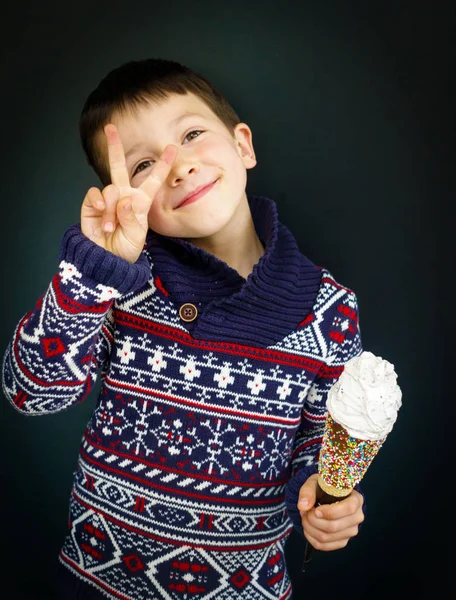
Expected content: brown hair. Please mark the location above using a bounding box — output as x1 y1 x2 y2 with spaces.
79 58 241 186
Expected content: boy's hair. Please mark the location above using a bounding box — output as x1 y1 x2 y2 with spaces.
79 58 241 186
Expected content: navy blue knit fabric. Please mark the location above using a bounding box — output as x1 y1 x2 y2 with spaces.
3 195 364 600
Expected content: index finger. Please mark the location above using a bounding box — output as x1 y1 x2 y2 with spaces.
104 124 131 192
139 145 178 199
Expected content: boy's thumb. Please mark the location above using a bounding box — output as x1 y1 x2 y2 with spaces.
117 198 138 228
119 197 133 218
297 474 319 512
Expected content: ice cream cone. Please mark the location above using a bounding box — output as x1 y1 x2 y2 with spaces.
303 352 402 570
317 413 385 496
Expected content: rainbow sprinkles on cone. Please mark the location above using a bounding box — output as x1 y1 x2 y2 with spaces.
317 351 402 497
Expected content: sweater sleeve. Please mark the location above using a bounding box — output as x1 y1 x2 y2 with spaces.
2 224 151 415
285 289 365 536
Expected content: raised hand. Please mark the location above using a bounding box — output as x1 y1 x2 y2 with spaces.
81 124 178 264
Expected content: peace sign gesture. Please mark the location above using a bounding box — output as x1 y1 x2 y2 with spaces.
81 124 178 264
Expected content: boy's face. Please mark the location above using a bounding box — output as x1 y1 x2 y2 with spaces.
100 92 256 240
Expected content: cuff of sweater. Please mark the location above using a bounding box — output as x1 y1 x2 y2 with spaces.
285 465 367 538
59 224 151 295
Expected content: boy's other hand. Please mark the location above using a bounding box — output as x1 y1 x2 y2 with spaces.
297 473 364 551
81 124 178 264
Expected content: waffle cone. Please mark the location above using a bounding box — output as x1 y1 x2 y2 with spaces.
318 414 385 495
317 475 352 497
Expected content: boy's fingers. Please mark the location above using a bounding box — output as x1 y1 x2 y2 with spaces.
104 124 131 192
82 187 105 213
116 197 146 247
101 184 120 232
306 510 357 532
303 528 352 551
314 492 362 520
116 197 135 226
139 144 178 201
304 513 356 536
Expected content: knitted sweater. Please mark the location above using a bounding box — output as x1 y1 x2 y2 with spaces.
2 195 363 600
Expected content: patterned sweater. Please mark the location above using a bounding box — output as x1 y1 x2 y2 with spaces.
2 195 363 600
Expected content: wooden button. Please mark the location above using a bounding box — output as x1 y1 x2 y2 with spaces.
179 303 198 322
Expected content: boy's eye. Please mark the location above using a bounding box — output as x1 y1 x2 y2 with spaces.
132 130 204 176
133 160 154 176
184 129 203 143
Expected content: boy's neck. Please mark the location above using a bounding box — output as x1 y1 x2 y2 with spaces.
185 196 265 280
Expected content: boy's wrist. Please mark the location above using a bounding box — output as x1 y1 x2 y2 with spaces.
60 224 151 295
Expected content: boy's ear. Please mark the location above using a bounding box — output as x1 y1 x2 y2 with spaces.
233 123 257 169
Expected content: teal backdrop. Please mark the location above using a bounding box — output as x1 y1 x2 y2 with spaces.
1 1 452 598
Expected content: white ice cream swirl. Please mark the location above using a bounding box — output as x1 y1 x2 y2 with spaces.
327 351 402 440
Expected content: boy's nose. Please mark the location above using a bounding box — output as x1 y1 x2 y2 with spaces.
168 157 200 184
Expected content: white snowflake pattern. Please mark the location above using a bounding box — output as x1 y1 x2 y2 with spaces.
247 371 266 396
59 261 82 284
192 418 236 476
213 363 235 389
179 357 201 381
117 337 136 364
303 383 325 405
95 283 120 303
229 432 263 472
147 348 168 372
276 375 293 400
154 418 199 457
260 429 292 481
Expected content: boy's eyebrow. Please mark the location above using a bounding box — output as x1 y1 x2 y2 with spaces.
125 112 203 159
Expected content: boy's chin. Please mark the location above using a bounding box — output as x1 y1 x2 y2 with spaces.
164 224 230 240
148 212 237 240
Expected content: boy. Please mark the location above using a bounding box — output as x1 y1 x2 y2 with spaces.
3 58 364 599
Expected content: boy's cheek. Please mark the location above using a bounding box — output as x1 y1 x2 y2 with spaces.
147 203 168 231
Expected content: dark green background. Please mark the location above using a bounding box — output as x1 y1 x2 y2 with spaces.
1 1 453 598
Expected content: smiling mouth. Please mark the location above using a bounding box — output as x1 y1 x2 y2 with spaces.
175 179 219 209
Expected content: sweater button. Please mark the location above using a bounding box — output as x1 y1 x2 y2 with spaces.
179 303 198 322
